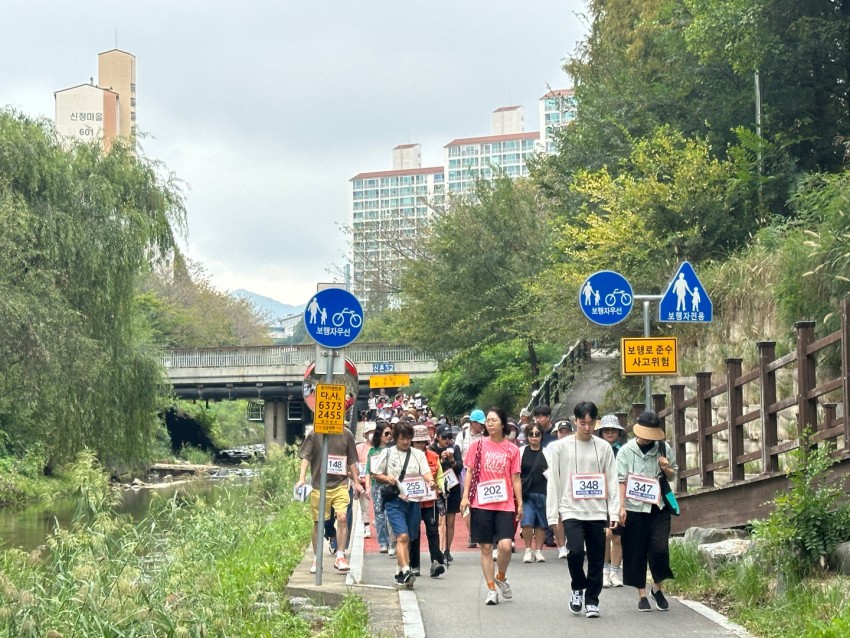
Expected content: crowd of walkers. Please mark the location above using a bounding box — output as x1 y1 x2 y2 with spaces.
296 393 678 617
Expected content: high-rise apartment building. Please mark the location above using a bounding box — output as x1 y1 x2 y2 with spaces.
54 48 136 147
350 91 573 308
350 144 444 309
539 88 576 153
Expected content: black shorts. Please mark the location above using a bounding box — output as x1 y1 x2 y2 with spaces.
470 508 516 545
444 486 461 514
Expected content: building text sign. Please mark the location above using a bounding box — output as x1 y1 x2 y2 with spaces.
620 337 678 376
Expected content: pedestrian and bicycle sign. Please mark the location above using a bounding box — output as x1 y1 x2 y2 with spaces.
659 261 712 323
579 270 634 326
620 337 678 376
304 287 364 348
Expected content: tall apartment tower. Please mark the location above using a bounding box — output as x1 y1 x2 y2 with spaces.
98 49 136 139
539 89 576 153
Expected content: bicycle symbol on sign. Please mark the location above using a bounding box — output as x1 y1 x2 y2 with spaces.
332 308 362 328
605 289 632 307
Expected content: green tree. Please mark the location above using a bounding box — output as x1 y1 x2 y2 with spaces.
0 110 184 469
398 176 553 383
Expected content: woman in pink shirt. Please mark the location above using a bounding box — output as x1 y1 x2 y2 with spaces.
460 407 523 606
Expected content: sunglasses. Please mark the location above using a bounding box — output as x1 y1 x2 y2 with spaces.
528 432 542 438
382 431 393 437
441 434 454 440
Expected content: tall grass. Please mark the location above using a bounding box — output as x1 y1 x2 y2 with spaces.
0 447 365 637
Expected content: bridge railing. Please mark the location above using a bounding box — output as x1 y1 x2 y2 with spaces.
161 343 433 369
649 297 850 494
526 339 588 411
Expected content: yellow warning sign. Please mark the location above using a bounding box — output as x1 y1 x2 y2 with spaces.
620 337 678 376
314 383 346 434
369 374 411 389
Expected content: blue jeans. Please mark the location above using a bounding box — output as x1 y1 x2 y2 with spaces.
371 482 391 548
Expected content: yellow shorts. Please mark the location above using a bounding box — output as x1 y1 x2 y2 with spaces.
310 484 351 522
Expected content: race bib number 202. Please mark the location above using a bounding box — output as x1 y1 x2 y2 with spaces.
476 479 508 505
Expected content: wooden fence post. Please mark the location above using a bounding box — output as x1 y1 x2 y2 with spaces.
758 341 779 473
726 358 744 482
842 298 850 452
696 372 713 488
795 321 817 438
652 393 666 425
670 384 686 492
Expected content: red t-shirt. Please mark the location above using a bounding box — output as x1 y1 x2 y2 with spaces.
464 438 520 512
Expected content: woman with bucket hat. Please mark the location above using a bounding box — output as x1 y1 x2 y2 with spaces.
617 411 678 612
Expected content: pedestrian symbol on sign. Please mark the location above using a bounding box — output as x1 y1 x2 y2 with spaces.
659 262 712 323
578 270 634 326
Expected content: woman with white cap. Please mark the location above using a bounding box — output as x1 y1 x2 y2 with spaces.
617 411 677 612
595 414 625 587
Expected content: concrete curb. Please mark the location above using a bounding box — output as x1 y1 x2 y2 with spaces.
678 599 757 637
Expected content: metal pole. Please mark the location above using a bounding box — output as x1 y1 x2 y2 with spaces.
644 300 651 408
314 347 338 585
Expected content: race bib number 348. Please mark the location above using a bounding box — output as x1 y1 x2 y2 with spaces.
570 473 606 500
626 474 660 504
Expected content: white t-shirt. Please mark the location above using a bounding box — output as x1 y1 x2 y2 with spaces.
373 445 430 480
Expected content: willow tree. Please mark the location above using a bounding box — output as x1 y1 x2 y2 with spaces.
0 110 185 469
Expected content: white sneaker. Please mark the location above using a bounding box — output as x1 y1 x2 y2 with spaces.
569 590 583 615
388 546 397 557
610 568 623 587
585 604 600 618
495 577 513 599
534 549 546 563
558 546 568 559
363 526 371 538
309 559 317 574
523 548 533 563
603 566 612 588
485 589 499 605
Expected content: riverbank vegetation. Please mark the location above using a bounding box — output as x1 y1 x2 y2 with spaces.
0 448 368 638
668 440 850 637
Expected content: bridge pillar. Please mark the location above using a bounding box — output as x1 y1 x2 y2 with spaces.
263 399 287 452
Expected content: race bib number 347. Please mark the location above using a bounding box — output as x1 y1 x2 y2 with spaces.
626 474 660 504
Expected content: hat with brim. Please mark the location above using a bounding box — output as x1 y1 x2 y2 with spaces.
363 421 377 434
595 415 624 432
412 425 430 442
469 409 486 425
632 411 665 441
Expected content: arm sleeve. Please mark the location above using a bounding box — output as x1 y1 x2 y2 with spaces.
545 444 562 526
604 447 620 522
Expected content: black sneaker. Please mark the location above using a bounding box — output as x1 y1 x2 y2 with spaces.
444 551 454 563
394 574 405 589
638 596 652 612
430 560 445 578
650 588 669 611
569 590 583 615
402 569 416 590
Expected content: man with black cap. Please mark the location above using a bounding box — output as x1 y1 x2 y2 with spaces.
430 422 463 562
617 410 677 613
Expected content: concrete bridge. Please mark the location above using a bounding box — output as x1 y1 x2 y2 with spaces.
161 343 437 448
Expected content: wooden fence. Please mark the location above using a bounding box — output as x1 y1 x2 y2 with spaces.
619 298 850 531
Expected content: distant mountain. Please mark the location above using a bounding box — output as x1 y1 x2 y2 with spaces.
232 289 305 323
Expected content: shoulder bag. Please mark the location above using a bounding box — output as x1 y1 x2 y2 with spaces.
657 441 680 516
380 448 411 502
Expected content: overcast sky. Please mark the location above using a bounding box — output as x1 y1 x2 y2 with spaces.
2 1 587 307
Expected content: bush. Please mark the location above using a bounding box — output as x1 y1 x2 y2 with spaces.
752 434 850 583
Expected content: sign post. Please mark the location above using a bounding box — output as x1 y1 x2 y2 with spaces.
303 287 364 585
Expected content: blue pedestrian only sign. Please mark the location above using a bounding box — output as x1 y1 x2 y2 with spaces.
659 261 713 323
304 288 364 348
579 270 634 326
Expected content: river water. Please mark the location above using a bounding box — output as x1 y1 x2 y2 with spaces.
0 480 238 551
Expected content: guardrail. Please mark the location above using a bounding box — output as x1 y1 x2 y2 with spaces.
161 343 433 369
526 339 588 410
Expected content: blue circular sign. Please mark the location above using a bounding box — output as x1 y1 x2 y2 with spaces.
578 271 633 326
303 288 364 348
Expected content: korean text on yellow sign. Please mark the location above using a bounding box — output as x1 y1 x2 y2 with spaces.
369 374 411 389
620 337 678 376
314 383 346 434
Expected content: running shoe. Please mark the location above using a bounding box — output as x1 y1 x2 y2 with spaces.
363 526 371 539
430 560 445 578
523 548 533 563
379 545 389 553
603 566 611 588
650 587 669 611
585 604 600 618
388 546 397 557
534 549 546 563
610 568 623 587
569 590 583 615
309 559 317 574
402 569 416 590
333 556 350 572
444 551 454 562
394 573 405 589
494 577 513 599
328 538 338 554
485 589 499 605
558 546 568 559
638 596 652 612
